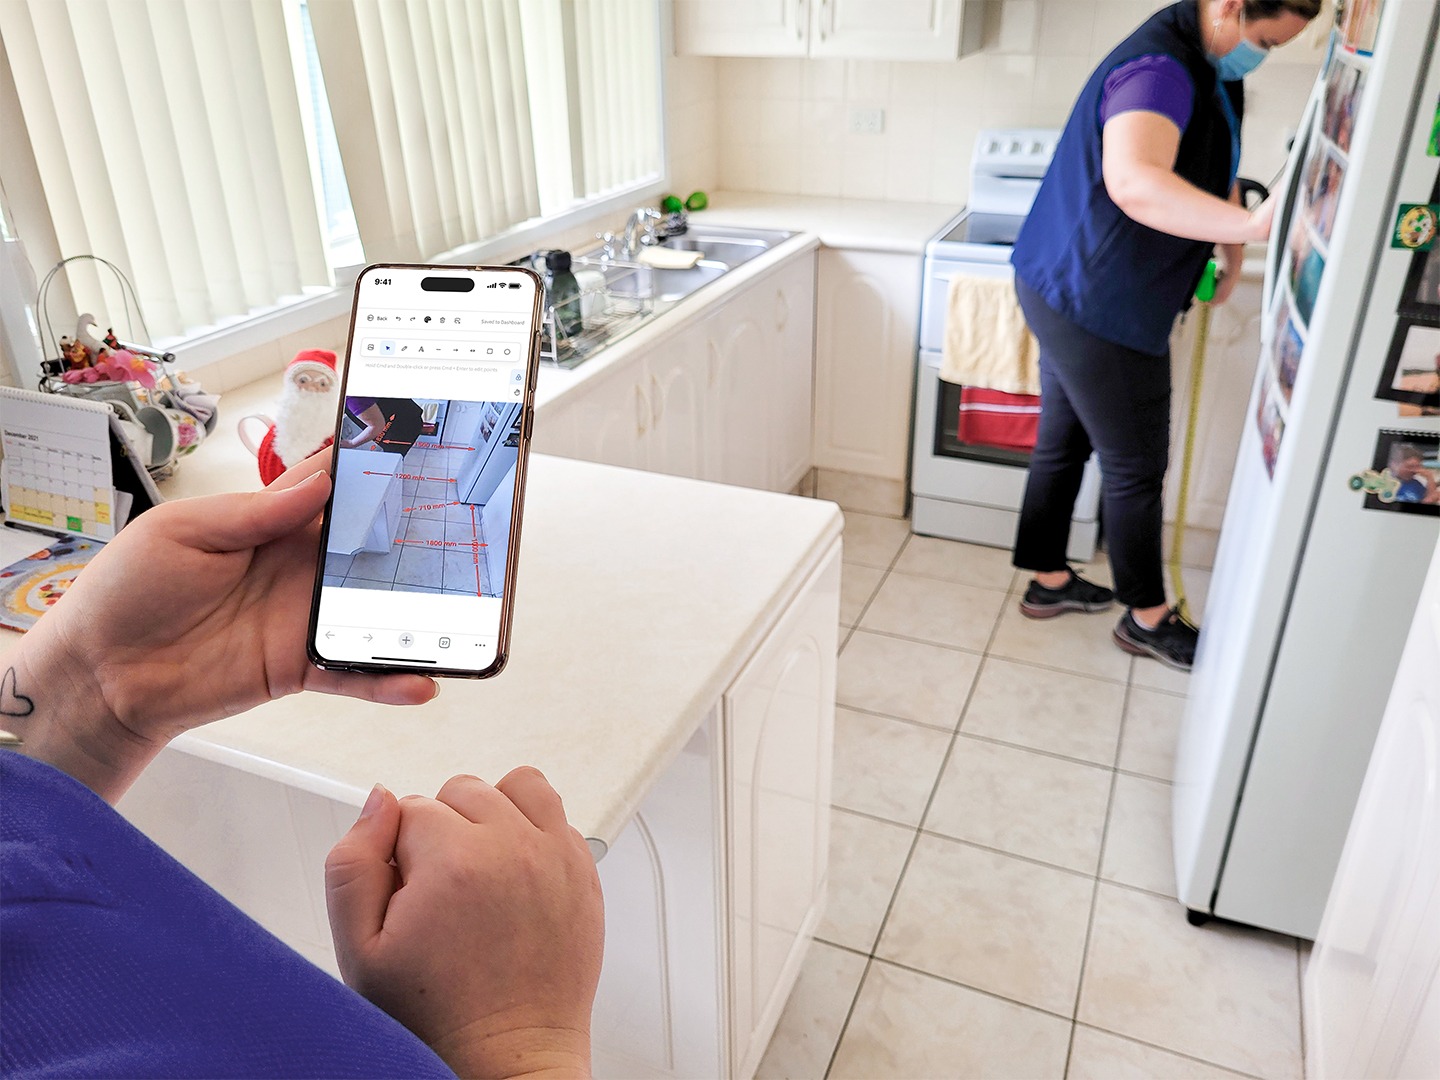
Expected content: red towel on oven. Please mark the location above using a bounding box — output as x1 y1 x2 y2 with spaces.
957 388 1041 452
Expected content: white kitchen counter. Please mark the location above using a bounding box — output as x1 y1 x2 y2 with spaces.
691 191 959 254
20 381 841 849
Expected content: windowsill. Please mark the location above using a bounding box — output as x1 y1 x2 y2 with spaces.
165 178 668 394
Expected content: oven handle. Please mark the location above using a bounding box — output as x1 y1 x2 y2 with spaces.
920 349 943 372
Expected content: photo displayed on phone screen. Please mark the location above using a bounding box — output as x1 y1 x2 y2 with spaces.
310 265 541 677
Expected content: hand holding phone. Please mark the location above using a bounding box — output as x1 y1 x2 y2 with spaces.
307 264 544 679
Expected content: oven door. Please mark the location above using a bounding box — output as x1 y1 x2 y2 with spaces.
912 349 1035 510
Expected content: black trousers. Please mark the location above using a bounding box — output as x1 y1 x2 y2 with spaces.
1012 279 1171 610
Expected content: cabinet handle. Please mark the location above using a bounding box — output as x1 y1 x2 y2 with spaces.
776 289 790 332
818 0 828 39
635 383 648 435
650 373 663 427
795 0 805 39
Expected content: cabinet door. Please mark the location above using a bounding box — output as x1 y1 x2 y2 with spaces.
809 0 963 60
646 322 715 482
554 370 651 472
673 0 808 57
813 248 920 481
593 717 727 1080
770 253 818 493
1305 536 1440 1079
710 299 774 492
724 545 840 1078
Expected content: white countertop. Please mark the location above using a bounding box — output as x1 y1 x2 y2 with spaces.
691 191 959 255
8 379 842 849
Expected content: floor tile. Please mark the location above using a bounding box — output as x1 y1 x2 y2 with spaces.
1118 688 1186 782
840 511 910 569
925 736 1112 874
858 571 1007 653
891 535 1015 591
403 517 446 543
1130 656 1193 695
1067 1025 1255 1079
1102 773 1177 899
394 546 444 588
755 941 867 1080
837 630 980 730
878 834 1093 1015
1077 883 1303 1079
347 544 403 582
840 564 884 627
817 809 914 954
988 603 1133 683
832 708 953 827
960 657 1126 766
829 960 1071 1080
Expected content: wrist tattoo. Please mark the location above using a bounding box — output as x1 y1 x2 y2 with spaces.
0 667 35 718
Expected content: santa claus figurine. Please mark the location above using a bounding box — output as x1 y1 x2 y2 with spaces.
242 349 339 485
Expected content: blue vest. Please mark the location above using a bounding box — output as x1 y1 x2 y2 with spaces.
1011 1 1242 357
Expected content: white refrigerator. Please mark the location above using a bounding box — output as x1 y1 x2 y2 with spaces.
1173 0 1440 939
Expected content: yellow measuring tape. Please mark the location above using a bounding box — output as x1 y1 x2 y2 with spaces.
1168 260 1218 624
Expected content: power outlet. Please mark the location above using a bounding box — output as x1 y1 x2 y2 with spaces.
848 106 885 136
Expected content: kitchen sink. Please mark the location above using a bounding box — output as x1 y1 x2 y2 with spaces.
601 260 729 303
548 224 795 367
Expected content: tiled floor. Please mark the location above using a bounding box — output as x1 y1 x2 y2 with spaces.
757 511 1305 1080
322 440 494 597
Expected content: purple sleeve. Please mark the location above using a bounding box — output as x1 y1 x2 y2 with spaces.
1099 54 1195 131
345 396 376 415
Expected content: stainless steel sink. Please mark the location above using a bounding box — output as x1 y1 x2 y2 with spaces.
549 224 795 367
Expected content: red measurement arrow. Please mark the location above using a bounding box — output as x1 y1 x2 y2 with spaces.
401 501 462 513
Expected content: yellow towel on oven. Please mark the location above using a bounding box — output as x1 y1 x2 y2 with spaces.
941 274 1041 395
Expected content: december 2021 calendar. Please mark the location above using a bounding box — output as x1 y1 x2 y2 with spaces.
0 387 160 542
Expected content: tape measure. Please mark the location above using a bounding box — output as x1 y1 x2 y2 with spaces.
1168 260 1219 622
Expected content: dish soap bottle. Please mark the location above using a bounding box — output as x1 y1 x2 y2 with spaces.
544 249 584 339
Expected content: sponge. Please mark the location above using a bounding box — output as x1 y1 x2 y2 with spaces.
637 246 704 270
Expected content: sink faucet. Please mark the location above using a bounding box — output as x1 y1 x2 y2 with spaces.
621 207 661 259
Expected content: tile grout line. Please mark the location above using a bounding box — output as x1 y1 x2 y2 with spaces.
1061 673 1132 1078
822 562 1009 1079
1296 942 1309 1078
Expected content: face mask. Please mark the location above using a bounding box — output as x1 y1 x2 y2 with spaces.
1212 9 1271 81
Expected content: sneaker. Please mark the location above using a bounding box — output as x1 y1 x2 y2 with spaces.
1019 571 1116 619
1113 607 1199 671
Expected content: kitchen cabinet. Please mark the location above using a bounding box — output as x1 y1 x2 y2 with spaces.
812 247 921 484
1304 533 1440 1078
674 0 982 61
534 249 816 496
593 548 838 1080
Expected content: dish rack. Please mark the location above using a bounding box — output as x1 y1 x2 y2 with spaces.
540 264 653 369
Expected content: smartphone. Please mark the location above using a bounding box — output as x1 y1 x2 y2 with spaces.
306 263 544 678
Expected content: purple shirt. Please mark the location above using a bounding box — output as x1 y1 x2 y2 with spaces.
1099 53 1195 131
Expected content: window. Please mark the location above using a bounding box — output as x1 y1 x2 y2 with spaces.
0 0 664 347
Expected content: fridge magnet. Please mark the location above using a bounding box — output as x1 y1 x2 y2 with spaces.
1322 59 1366 156
1275 314 1305 402
1287 218 1326 327
1392 204 1440 251
1256 377 1286 479
1354 430 1440 515
1305 147 1346 245
1399 176 1440 322
1429 96 1440 157
1341 0 1383 54
1377 321 1440 408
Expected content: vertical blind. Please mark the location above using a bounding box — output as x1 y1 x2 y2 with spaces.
307 0 541 263
0 0 330 340
1 0 664 345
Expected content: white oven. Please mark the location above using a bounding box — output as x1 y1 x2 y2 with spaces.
910 130 1101 562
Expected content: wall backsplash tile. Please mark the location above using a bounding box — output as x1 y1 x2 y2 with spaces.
701 0 1326 209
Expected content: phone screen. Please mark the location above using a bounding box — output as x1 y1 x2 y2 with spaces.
307 263 543 678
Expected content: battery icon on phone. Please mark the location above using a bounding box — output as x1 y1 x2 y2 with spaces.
507 283 522 289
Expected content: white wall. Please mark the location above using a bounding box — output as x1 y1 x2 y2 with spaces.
702 0 1326 207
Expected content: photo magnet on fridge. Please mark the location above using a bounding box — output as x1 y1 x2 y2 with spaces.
1353 430 1440 516
1429 97 1440 157
1398 174 1440 324
1376 321 1440 409
1392 204 1440 251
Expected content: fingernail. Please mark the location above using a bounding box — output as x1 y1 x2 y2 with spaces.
360 783 387 819
428 679 441 701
